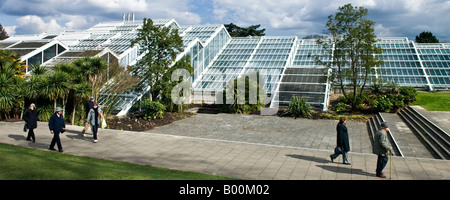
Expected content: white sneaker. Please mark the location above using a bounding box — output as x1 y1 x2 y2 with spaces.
93 139 98 143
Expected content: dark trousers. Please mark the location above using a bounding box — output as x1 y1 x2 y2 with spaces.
91 124 98 140
330 151 349 163
26 128 35 141
50 132 62 151
376 155 389 175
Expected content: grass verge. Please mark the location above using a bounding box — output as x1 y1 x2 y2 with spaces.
0 143 235 180
411 92 450 111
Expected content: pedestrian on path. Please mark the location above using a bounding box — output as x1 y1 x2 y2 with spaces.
330 117 351 165
24 103 38 143
86 102 103 143
48 107 66 152
81 97 95 137
373 122 392 178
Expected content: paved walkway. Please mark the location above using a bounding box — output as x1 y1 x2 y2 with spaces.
0 119 449 180
380 112 434 159
148 113 373 154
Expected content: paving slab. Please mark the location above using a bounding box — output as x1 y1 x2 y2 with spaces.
0 119 449 180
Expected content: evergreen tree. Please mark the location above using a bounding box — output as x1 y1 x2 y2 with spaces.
224 23 266 37
0 24 9 40
317 3 383 110
131 18 193 103
415 31 439 43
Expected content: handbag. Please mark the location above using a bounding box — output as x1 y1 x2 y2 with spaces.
334 146 343 155
23 122 28 132
101 118 107 129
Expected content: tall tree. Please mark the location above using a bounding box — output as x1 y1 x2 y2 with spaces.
224 23 266 37
131 18 191 102
0 24 9 40
71 82 91 125
42 71 71 113
318 3 383 110
415 31 439 43
73 56 107 97
0 49 25 119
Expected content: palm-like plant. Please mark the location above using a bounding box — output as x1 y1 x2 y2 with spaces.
73 57 107 97
42 71 71 113
31 64 48 76
71 81 91 125
24 74 44 101
0 49 26 77
0 61 24 118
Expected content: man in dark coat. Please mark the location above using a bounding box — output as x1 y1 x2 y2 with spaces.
24 103 38 143
48 107 66 152
330 117 351 165
81 97 95 136
374 122 392 178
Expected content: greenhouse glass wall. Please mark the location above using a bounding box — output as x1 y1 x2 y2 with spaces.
1 18 449 115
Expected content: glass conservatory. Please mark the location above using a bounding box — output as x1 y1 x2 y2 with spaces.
1 17 449 115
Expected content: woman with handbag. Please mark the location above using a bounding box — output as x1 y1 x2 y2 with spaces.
24 103 39 143
330 117 351 165
86 102 103 143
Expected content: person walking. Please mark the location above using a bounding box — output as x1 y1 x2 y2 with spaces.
24 103 39 143
81 97 95 137
373 122 392 178
86 102 103 143
330 117 351 165
48 107 66 152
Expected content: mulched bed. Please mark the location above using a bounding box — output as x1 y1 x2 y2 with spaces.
106 111 194 132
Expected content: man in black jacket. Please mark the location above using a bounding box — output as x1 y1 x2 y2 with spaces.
48 107 66 152
81 97 95 137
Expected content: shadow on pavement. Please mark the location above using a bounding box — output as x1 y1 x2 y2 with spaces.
316 165 374 176
286 154 330 164
8 134 26 141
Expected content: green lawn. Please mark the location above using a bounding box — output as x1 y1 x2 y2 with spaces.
0 143 235 180
411 92 450 111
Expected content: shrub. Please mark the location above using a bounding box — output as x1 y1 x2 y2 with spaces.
141 99 166 119
38 105 54 122
372 95 393 112
388 94 405 111
399 86 417 104
334 102 347 112
219 73 265 114
285 95 311 118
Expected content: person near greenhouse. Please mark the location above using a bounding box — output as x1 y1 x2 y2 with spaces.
24 103 39 143
86 102 103 143
81 97 95 137
373 122 392 178
330 117 351 165
48 107 66 152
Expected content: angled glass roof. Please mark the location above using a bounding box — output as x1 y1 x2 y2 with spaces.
2 18 449 114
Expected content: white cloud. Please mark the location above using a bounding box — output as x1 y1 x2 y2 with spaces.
1 0 449 39
211 0 450 39
374 24 397 37
1 0 202 35
4 26 16 36
15 15 65 34
86 0 149 12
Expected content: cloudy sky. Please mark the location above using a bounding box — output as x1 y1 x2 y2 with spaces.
1 0 449 41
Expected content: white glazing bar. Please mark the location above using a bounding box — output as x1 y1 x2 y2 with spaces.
411 41 433 91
